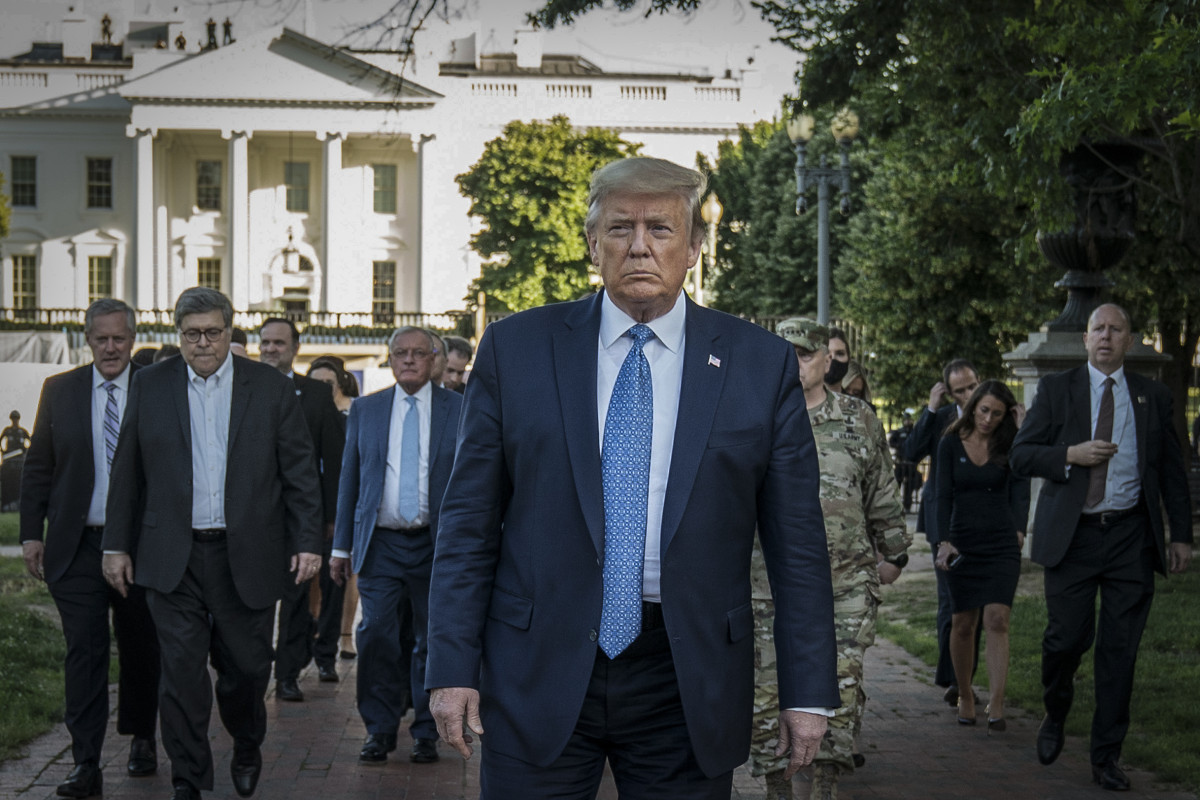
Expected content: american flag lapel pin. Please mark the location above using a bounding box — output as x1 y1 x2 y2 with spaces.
1137 395 1146 404
708 354 721 368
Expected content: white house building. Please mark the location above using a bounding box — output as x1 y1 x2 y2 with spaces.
0 10 786 324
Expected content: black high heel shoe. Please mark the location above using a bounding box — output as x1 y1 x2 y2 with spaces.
957 701 977 725
985 705 1006 733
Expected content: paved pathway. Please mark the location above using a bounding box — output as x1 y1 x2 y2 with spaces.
2 635 1195 800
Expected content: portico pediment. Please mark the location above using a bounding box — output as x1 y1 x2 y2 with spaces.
119 27 441 108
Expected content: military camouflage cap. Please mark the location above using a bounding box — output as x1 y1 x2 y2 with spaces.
776 317 829 351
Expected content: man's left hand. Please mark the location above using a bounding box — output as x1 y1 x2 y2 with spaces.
1169 542 1193 574
775 709 828 778
291 552 322 584
102 553 134 598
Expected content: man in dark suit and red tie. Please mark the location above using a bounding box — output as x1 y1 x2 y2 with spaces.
426 157 838 799
1012 303 1192 792
20 298 161 799
102 287 322 800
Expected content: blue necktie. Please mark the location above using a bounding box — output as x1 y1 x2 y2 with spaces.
102 381 119 473
599 324 654 658
399 394 420 524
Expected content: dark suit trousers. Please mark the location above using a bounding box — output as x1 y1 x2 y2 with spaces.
313 536 345 668
479 615 733 800
1042 509 1156 766
147 538 274 791
274 572 314 682
48 527 159 765
356 527 435 739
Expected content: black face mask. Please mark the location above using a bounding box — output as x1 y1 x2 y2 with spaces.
825 358 849 385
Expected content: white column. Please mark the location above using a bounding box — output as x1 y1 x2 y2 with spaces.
154 134 172 310
321 132 343 313
226 130 250 310
131 127 155 310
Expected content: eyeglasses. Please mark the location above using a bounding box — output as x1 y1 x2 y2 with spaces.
391 348 436 360
180 328 227 343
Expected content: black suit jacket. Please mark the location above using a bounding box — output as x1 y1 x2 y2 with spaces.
292 372 344 525
104 356 322 609
1011 365 1192 573
20 363 140 584
903 403 957 543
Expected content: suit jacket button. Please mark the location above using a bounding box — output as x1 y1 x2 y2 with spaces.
588 629 598 642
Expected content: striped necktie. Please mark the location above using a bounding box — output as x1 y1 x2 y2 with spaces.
398 394 420 524
102 381 119 472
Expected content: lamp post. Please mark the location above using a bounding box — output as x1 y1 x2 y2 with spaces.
786 108 859 324
697 192 723 306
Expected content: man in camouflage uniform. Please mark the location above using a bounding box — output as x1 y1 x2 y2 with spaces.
750 317 912 800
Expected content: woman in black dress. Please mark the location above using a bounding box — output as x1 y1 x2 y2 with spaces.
934 381 1029 731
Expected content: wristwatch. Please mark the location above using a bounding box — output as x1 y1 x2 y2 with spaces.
883 553 909 569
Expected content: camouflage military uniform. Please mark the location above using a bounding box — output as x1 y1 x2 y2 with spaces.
750 390 911 776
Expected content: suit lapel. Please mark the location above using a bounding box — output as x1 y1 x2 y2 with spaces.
1070 365 1092 443
660 301 726 555
172 358 193 452
430 385 449 452
1126 372 1149 476
554 295 604 556
227 357 253 455
73 367 97 484
376 386 395 466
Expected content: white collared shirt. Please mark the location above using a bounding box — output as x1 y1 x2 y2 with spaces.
597 290 686 603
1085 362 1139 512
376 381 433 529
86 364 131 526
187 353 234 529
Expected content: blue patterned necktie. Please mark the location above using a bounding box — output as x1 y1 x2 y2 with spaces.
399 394 420 524
102 381 119 473
599 323 655 658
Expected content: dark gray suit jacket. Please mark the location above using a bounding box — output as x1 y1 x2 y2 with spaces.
1010 365 1192 573
104 355 322 609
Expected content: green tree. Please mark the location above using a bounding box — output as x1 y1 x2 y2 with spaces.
0 170 10 241
457 116 639 311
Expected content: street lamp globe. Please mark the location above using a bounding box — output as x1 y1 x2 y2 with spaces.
830 108 860 143
700 192 723 226
786 113 816 144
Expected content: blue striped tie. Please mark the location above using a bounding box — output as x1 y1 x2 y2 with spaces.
398 394 420 524
599 324 654 658
102 381 119 472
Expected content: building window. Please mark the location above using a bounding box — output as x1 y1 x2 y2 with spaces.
373 164 397 213
10 156 36 207
284 161 309 212
196 160 222 210
372 260 396 324
86 157 113 208
197 257 222 290
12 254 37 317
88 255 113 301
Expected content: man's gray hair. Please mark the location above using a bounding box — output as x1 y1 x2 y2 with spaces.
387 326 435 352
584 157 707 245
174 287 233 329
84 298 136 336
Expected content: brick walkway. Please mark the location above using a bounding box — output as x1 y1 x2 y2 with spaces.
2 635 1195 800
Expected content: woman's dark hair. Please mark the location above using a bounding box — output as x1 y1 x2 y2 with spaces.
944 380 1018 465
308 356 359 398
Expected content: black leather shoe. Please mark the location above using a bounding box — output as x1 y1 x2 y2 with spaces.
56 762 102 798
1037 715 1065 765
171 780 201 800
339 649 357 660
359 733 397 764
317 663 339 683
410 737 439 763
943 684 959 706
276 678 304 701
128 736 158 776
230 746 263 797
1092 762 1131 791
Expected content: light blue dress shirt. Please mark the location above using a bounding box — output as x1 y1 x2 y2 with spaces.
187 353 233 529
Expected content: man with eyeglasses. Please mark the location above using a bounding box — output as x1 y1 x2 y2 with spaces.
330 326 462 766
102 287 322 800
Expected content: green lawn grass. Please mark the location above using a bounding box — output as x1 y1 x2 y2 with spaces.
0 513 19 546
879 563 1200 793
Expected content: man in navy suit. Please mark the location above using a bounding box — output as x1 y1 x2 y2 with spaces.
20 299 160 798
1012 303 1191 791
330 327 463 766
426 157 838 799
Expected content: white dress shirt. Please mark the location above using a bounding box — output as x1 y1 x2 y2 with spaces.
188 353 233 529
597 290 686 603
86 364 130 526
1084 363 1139 512
376 381 433 530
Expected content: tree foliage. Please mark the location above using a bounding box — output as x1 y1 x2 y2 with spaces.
0 170 9 241
456 116 639 311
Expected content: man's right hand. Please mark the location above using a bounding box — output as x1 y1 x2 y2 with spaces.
22 540 45 581
102 553 134 598
430 687 484 759
329 556 351 587
1067 440 1119 467
928 382 948 411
